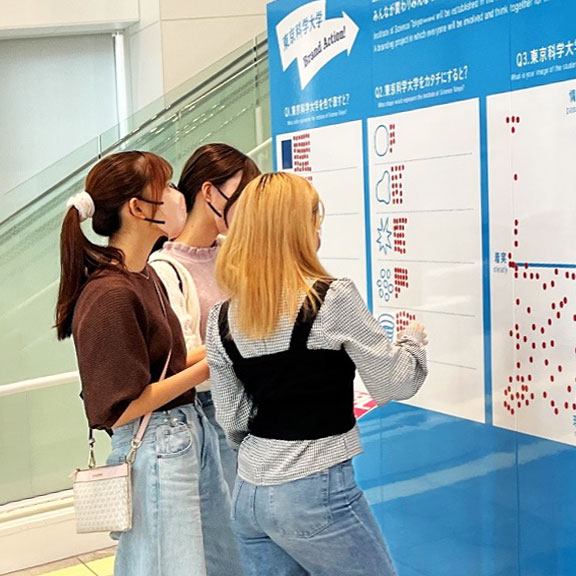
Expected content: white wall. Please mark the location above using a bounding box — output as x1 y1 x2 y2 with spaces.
0 0 139 38
0 35 118 194
127 0 271 112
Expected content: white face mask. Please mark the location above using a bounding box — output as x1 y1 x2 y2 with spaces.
142 185 187 239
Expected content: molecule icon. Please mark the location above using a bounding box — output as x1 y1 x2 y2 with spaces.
377 268 394 301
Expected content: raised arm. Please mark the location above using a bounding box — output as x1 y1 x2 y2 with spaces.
320 279 428 406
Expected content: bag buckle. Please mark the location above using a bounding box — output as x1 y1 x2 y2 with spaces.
126 438 142 464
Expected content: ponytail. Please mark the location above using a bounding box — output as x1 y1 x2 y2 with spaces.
55 207 124 340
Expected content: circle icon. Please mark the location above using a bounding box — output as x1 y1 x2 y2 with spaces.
374 125 389 157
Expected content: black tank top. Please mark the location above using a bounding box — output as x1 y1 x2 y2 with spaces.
218 280 357 441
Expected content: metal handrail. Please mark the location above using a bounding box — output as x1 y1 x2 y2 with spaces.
0 35 268 228
248 137 272 158
0 372 79 398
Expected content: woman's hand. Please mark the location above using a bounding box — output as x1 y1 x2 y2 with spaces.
112 359 210 428
187 344 206 367
406 321 428 346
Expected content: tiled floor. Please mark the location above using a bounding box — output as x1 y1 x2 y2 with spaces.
6 548 115 576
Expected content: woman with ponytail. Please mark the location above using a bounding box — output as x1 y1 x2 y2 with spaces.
56 151 238 576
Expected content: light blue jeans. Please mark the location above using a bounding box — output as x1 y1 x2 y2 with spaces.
107 402 244 576
231 459 397 576
197 390 238 494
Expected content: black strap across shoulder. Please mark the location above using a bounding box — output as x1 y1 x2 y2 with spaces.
217 279 357 441
218 279 333 360
154 258 184 293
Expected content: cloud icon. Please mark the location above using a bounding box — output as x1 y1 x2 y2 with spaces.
376 170 391 204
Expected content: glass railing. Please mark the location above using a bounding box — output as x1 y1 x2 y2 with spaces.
0 33 270 504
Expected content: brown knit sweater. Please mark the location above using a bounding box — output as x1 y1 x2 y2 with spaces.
72 266 193 430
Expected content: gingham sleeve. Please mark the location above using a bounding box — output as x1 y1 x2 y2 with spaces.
205 302 253 448
318 278 428 405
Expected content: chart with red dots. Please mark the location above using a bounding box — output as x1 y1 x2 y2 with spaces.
488 79 576 445
275 120 368 296
367 99 486 423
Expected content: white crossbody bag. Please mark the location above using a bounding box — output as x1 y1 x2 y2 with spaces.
72 275 172 534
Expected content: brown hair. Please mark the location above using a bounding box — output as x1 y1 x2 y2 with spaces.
56 151 172 340
177 143 260 225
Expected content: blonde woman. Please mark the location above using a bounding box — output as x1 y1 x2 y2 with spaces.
205 172 429 576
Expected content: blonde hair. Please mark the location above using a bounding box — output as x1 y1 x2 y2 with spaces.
216 172 330 339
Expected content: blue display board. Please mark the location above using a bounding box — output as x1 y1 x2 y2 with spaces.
267 1 576 575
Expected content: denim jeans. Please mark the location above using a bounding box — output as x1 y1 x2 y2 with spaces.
231 459 397 576
107 402 243 576
197 390 238 494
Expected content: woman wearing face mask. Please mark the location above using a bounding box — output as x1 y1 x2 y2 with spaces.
148 144 259 576
205 173 428 576
149 144 260 489
56 151 217 576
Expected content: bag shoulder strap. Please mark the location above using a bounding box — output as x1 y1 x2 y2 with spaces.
87 271 172 468
152 258 184 293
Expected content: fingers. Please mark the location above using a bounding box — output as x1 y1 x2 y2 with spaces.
407 321 424 332
406 321 428 345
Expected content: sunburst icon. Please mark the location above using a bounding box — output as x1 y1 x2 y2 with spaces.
376 217 393 254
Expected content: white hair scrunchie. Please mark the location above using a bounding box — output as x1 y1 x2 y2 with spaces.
67 191 95 222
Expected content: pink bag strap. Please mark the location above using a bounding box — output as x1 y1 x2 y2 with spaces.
126 271 173 464
86 269 174 468
126 348 171 464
